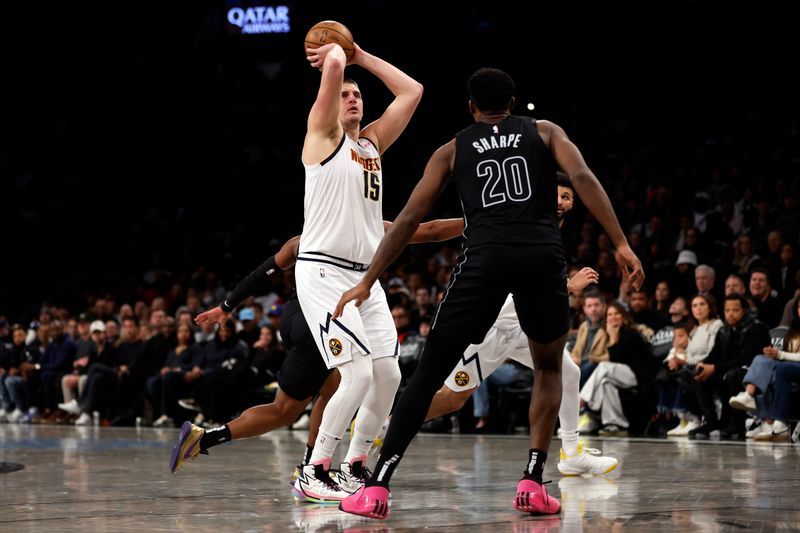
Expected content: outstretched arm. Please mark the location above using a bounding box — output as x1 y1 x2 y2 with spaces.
539 120 644 290
334 140 455 318
195 236 300 327
353 45 423 154
383 218 464 244
302 44 347 165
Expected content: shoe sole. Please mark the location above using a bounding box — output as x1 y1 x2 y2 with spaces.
291 485 343 505
558 461 619 476
169 421 201 473
514 494 561 515
338 500 390 520
729 399 755 412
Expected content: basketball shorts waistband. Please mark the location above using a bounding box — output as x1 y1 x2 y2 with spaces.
297 251 371 272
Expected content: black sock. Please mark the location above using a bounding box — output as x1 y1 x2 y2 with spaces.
366 453 401 488
302 445 314 466
200 424 232 452
523 448 547 484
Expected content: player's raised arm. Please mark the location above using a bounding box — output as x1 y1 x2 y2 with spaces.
354 44 423 155
302 44 347 165
539 120 644 290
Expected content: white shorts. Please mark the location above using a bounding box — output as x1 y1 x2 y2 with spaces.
444 295 571 392
295 255 398 369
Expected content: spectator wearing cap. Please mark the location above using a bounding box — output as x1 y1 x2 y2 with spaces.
236 307 260 348
671 249 698 300
267 303 284 332
58 320 116 417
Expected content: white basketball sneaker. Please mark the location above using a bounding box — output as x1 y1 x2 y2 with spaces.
558 442 619 476
331 456 371 494
292 460 350 503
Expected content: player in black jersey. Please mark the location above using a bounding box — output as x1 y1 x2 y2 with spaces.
336 68 643 519
168 219 464 478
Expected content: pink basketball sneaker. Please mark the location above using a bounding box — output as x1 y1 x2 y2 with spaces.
338 485 391 520
514 478 561 514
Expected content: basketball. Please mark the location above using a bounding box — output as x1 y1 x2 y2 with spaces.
304 20 354 60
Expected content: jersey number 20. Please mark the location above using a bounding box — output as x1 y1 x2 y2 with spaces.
477 156 531 207
363 171 380 201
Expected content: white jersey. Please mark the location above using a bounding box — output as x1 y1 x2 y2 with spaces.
300 134 384 265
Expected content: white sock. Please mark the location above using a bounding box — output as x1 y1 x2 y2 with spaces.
345 430 373 463
561 430 580 456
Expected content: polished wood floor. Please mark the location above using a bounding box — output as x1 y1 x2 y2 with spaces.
1 424 799 532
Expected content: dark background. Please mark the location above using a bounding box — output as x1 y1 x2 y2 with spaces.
2 1 798 323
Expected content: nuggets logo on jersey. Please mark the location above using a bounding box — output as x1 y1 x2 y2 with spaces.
329 338 343 356
454 371 470 387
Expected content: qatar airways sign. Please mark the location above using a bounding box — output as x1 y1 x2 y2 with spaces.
226 3 291 35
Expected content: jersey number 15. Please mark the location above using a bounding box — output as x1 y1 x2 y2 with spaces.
363 171 380 201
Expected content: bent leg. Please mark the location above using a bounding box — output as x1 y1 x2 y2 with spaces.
228 390 310 440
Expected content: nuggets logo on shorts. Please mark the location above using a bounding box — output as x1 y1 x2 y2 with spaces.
329 338 343 356
454 371 470 387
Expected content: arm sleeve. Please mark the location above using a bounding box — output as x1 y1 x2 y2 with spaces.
220 255 283 312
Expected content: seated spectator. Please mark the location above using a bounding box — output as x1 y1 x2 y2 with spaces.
729 297 800 441
629 287 668 332
58 321 114 416
578 302 657 436
749 267 782 328
652 280 672 324
655 323 700 435
188 319 250 425
732 233 762 275
38 319 77 416
668 296 690 326
0 324 29 422
570 291 608 386
689 293 770 440
148 323 202 427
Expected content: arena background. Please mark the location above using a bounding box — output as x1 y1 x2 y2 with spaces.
2 1 797 322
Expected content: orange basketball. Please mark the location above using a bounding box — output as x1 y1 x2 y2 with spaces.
304 20 354 60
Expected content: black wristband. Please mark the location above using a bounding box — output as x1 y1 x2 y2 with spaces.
220 255 282 312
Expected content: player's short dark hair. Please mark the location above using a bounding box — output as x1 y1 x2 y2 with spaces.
556 171 574 192
468 68 515 112
343 77 359 87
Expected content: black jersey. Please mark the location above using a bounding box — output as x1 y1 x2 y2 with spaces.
453 115 561 247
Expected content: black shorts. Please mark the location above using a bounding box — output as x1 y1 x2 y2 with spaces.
431 243 569 344
278 296 333 401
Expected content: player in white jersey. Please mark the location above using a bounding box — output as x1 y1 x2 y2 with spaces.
293 40 423 502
